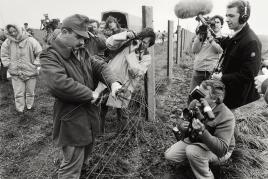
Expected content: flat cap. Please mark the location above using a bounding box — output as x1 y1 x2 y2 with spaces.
62 14 89 38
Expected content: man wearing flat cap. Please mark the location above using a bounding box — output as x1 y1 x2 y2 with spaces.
40 14 122 179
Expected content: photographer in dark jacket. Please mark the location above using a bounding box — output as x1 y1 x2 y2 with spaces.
165 79 235 179
212 0 262 109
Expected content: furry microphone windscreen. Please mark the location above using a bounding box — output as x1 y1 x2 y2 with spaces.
174 0 213 19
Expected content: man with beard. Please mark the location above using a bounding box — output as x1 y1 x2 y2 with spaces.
212 0 262 109
40 14 122 178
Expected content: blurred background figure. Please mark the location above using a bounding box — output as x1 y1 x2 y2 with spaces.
103 16 126 38
0 28 8 82
1 24 42 113
85 19 107 58
99 21 106 32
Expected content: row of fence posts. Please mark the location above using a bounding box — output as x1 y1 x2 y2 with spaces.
143 7 194 121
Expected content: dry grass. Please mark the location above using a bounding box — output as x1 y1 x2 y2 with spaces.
1 39 268 179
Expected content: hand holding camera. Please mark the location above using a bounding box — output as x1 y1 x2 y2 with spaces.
178 120 190 132
192 118 205 135
211 72 222 80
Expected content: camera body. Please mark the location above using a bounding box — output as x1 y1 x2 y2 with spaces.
195 16 216 42
41 16 60 33
179 86 215 142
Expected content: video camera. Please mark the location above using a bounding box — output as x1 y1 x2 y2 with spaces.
40 14 60 33
195 15 216 42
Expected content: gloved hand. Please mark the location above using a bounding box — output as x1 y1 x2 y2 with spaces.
111 82 122 98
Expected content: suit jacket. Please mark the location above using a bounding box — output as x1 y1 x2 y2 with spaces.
220 24 262 109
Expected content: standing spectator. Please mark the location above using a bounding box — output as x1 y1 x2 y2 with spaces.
0 28 8 82
161 30 167 44
99 21 106 32
23 22 34 36
39 14 121 179
212 0 262 109
1 24 42 113
85 19 106 58
189 15 223 96
98 28 156 133
103 16 127 61
103 16 125 38
23 23 29 31
156 30 162 44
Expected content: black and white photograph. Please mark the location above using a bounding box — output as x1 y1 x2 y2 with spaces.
0 0 268 178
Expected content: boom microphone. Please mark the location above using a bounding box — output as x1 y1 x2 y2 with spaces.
174 0 213 19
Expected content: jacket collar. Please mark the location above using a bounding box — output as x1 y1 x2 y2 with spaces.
231 23 250 41
51 38 73 59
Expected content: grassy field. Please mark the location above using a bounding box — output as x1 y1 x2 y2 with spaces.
0 36 268 178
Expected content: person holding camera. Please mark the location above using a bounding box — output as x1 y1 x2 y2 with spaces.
39 14 122 178
189 15 224 99
212 0 262 109
97 28 156 133
165 79 235 179
85 19 107 59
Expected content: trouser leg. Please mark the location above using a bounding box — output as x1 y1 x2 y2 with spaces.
0 62 8 81
58 146 85 179
185 144 218 179
25 78 37 109
164 139 190 163
83 141 95 166
116 108 129 133
11 77 26 112
100 103 108 134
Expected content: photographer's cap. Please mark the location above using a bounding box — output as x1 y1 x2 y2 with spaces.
62 14 89 38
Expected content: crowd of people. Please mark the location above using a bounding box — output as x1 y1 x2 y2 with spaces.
0 0 267 178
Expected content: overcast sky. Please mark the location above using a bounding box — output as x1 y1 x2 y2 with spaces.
0 0 267 35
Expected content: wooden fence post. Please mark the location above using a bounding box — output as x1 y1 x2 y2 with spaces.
180 28 184 60
142 6 155 121
176 20 181 64
167 20 174 78
183 29 186 50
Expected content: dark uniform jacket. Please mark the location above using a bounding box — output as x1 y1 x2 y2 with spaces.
220 24 262 109
40 38 116 147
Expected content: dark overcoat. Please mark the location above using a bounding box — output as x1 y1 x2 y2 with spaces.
220 24 262 109
40 39 116 147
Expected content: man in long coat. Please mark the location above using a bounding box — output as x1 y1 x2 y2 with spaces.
40 14 121 179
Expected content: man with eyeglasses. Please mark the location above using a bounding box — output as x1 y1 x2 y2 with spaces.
188 15 224 103
40 14 122 179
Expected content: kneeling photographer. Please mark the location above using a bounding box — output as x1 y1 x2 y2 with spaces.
165 79 235 179
189 15 224 102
